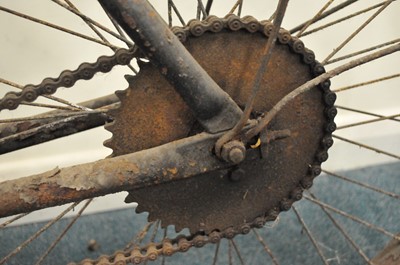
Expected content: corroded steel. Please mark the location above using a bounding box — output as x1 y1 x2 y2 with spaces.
99 0 243 133
0 48 135 111
371 235 400 265
0 132 233 218
107 15 336 236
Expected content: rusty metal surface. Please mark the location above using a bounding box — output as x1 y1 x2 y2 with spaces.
372 235 400 265
100 0 243 133
104 66 195 155
0 132 233 218
0 48 135 112
108 17 334 234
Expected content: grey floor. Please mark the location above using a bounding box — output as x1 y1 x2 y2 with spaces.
1 162 399 265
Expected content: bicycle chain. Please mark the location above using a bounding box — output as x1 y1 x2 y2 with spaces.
0 48 136 112
70 14 336 265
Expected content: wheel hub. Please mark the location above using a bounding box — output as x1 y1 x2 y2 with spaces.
105 15 336 235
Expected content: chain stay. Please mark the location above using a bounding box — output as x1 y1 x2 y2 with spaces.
70 14 336 265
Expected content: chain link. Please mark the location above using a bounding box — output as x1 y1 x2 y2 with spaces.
0 48 136 111
68 14 336 265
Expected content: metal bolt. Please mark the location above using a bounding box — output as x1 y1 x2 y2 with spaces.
87 239 99 252
229 168 245 182
229 147 245 164
221 140 246 164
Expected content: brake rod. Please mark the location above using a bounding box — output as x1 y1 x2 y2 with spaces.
99 0 242 133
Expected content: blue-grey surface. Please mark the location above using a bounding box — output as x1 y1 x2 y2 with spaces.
1 162 399 265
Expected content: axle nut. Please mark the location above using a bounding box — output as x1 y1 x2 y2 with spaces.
221 140 246 164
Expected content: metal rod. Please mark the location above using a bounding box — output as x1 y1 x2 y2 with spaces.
245 43 400 140
34 199 92 265
304 195 400 241
308 191 373 265
0 131 235 217
252 229 279 265
322 0 394 64
292 206 329 265
0 94 119 154
51 0 133 46
322 170 400 199
212 242 220 265
332 134 400 160
289 0 358 34
296 0 334 37
333 73 400 92
99 0 242 133
0 212 30 228
300 1 391 38
0 5 118 49
0 202 79 264
215 0 289 155
336 113 400 130
335 105 400 122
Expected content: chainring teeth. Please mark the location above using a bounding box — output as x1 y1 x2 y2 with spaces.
103 14 336 249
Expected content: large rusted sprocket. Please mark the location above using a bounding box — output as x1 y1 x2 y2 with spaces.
105 16 336 235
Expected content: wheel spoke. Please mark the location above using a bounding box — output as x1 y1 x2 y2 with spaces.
51 0 133 46
304 195 400 241
124 221 155 251
64 0 111 45
0 212 30 229
252 229 279 265
212 241 220 265
296 0 335 37
168 0 186 26
161 227 168 265
216 0 289 152
19 102 77 111
337 113 400 130
0 107 111 155
228 240 233 265
0 202 80 264
230 239 246 265
333 73 400 93
322 0 394 65
205 0 214 15
0 77 87 111
0 5 118 49
0 109 107 124
332 134 400 160
300 1 393 38
197 0 207 19
103 7 128 40
292 206 329 265
229 0 243 15
308 192 374 265
293 206 332 264
322 170 400 199
289 0 358 34
336 105 400 122
326 38 400 65
245 43 400 140
34 199 92 265
60 0 138 74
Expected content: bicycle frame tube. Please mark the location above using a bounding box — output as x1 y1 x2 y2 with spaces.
99 0 243 133
0 132 235 217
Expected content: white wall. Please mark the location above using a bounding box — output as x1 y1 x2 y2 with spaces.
0 0 399 223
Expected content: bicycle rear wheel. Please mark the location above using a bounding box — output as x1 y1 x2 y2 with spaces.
0 1 399 264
